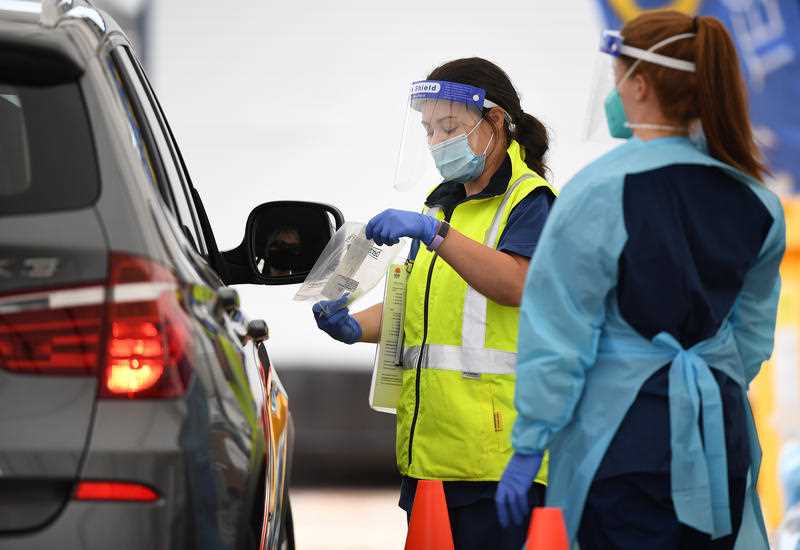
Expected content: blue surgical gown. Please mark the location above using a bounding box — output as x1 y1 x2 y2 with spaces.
512 136 785 548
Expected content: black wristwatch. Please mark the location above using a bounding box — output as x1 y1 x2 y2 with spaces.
427 220 450 251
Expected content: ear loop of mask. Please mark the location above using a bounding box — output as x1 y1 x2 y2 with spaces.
465 116 495 157
616 32 696 133
479 104 517 157
433 106 502 159
485 100 517 134
431 115 486 152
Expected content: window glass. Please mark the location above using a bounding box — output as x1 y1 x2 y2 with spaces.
0 51 99 216
107 56 159 189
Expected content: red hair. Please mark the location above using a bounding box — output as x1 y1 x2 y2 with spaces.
621 11 767 180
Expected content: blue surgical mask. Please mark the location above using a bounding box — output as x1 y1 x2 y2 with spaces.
429 118 493 184
688 119 708 153
604 88 633 139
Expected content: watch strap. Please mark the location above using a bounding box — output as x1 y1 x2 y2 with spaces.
427 220 450 251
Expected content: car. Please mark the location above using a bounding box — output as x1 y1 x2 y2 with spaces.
0 1 343 548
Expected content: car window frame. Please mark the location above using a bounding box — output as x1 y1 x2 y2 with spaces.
108 46 208 257
120 46 212 257
104 48 178 217
123 47 227 277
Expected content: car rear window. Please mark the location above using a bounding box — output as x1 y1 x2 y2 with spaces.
0 48 99 216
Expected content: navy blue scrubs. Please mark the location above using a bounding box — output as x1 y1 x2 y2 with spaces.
577 164 774 550
400 154 554 549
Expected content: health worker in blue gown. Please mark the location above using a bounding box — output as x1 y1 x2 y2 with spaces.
495 11 785 550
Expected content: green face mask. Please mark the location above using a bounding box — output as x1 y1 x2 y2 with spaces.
604 88 633 139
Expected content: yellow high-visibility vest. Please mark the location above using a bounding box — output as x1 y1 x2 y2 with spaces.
397 140 556 482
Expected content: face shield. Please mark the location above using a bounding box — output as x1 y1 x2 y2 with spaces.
583 30 697 141
393 80 498 191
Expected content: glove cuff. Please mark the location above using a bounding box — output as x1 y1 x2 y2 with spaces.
342 317 363 345
422 215 442 248
514 451 544 458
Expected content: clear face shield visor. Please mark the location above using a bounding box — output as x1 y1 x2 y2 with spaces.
393 80 498 191
583 30 697 141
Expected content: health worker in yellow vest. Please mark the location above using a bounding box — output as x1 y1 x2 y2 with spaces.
312 57 557 549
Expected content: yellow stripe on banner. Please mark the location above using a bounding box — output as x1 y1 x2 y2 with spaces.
751 197 800 533
752 355 783 532
608 0 702 22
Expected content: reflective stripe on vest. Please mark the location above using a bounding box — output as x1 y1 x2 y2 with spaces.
460 174 534 353
403 344 516 375
418 172 535 373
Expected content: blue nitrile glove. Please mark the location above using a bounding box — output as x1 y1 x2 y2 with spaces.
312 295 362 344
365 209 439 247
495 451 544 528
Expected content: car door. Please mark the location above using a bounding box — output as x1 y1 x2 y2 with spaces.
133 55 290 548
107 42 270 547
132 55 294 549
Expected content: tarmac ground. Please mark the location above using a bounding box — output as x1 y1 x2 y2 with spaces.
292 488 407 550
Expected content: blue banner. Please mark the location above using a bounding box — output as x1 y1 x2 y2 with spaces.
594 0 800 193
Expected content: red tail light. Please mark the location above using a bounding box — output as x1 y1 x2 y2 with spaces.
74 481 159 502
0 253 192 399
100 253 191 398
0 287 104 374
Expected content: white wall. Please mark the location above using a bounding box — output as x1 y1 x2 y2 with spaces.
149 1 616 368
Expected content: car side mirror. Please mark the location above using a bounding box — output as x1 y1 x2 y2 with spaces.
219 201 344 286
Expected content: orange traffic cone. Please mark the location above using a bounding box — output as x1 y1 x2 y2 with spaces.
404 480 455 550
525 507 569 550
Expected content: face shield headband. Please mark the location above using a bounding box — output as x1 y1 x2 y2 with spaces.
408 80 504 112
601 30 697 72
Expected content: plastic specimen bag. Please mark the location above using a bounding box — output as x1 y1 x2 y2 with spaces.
293 222 400 305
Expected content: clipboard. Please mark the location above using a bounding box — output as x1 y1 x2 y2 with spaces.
368 262 410 413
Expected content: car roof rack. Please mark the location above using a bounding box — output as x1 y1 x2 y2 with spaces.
40 0 106 32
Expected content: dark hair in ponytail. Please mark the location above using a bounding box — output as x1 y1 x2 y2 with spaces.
427 57 550 178
621 11 768 180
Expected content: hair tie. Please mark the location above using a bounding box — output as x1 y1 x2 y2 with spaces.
503 110 517 134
